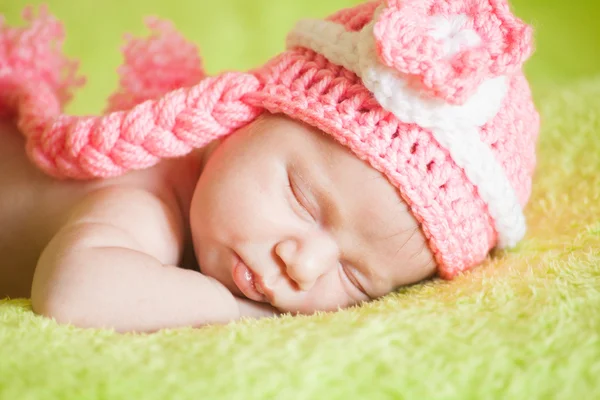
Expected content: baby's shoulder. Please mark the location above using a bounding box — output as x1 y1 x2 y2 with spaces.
67 182 186 266
0 118 186 257
0 120 65 235
0 120 190 296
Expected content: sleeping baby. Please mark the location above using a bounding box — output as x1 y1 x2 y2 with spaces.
0 0 539 332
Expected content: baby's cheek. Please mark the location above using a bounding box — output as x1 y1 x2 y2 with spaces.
190 179 234 237
188 197 203 239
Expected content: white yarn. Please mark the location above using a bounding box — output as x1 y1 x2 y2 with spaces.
287 14 526 248
427 14 482 59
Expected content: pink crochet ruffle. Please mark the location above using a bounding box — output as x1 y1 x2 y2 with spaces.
0 7 259 179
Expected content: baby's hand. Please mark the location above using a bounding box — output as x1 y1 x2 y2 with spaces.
31 186 244 332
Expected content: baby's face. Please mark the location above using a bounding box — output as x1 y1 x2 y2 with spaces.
190 114 435 314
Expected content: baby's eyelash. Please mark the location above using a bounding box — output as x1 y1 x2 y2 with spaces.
341 263 369 298
287 176 313 220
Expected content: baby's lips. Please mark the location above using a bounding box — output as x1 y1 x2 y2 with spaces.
373 0 534 105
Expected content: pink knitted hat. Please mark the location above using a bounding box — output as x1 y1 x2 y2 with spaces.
0 0 539 278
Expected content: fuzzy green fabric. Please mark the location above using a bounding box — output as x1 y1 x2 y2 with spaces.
1 1 600 399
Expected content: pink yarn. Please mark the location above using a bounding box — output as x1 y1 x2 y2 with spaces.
0 7 262 179
0 5 84 117
248 49 538 278
373 0 534 104
106 18 206 112
0 1 540 278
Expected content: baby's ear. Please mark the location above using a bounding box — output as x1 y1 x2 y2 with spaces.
373 0 533 104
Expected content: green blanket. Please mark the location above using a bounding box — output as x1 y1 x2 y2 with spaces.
1 1 599 398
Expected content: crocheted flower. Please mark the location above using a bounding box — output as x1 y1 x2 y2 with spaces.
373 0 533 104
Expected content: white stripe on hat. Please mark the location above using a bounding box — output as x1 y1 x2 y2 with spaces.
287 15 525 248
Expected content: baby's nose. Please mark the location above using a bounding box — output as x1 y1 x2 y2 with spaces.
275 233 339 291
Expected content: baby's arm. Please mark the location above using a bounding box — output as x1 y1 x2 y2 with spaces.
31 186 273 332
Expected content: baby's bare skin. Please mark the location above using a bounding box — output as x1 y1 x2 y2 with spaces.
0 119 103 299
1 119 274 331
0 119 180 299
0 114 435 332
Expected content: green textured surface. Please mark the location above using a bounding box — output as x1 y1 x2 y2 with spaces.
1 1 600 399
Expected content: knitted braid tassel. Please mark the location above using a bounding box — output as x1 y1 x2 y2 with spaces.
0 6 262 180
